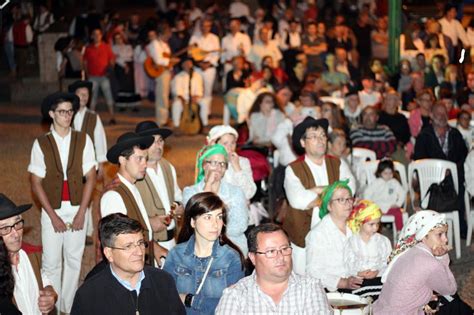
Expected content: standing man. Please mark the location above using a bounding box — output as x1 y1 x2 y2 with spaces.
0 194 58 314
147 27 180 126
28 92 97 313
69 80 108 242
283 117 355 275
189 18 220 127
100 132 161 264
220 18 251 78
438 4 469 63
83 28 116 125
71 214 185 314
135 120 184 255
215 223 332 314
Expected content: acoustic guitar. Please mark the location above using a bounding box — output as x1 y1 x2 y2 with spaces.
187 46 223 62
144 46 188 79
179 69 202 135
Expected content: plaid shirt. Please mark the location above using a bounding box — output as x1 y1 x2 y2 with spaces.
215 271 333 314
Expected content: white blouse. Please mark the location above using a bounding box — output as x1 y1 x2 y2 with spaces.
363 178 406 213
343 233 392 277
223 156 257 200
306 215 352 291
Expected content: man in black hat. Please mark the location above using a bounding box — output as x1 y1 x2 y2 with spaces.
100 132 159 264
0 194 58 314
135 121 183 259
28 92 97 313
282 117 355 275
69 80 108 243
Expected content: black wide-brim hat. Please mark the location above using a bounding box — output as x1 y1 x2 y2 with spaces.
107 132 154 164
68 80 93 94
135 120 172 139
41 92 80 120
0 193 32 220
291 117 329 156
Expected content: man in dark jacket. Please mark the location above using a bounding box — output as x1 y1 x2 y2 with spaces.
71 213 185 314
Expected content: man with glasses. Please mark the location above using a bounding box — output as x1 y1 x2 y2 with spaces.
28 92 97 313
71 213 185 314
216 223 332 314
283 117 355 275
0 194 58 314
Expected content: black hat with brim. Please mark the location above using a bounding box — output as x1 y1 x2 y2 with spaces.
41 92 80 120
0 194 32 220
291 117 329 156
68 80 93 94
135 120 172 139
106 132 154 164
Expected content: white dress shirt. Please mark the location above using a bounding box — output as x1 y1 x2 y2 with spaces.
439 17 469 47
13 249 53 315
248 40 282 71
220 32 252 63
145 163 183 231
100 173 153 240
73 108 107 163
305 214 353 291
147 39 171 66
28 127 97 180
189 33 220 66
284 156 356 228
171 69 204 102
271 118 297 166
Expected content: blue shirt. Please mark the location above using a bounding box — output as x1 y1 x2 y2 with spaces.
183 181 249 254
110 265 145 295
163 235 245 315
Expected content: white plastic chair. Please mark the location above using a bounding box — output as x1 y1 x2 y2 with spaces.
408 159 462 259
361 160 409 245
352 148 377 162
465 189 473 246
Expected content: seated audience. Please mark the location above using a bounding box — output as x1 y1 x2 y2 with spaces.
248 92 285 146
358 74 382 108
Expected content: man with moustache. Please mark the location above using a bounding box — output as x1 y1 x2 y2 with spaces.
215 223 332 314
134 121 184 257
100 132 157 264
71 214 185 314
0 194 57 314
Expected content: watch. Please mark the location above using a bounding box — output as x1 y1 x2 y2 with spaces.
184 293 194 308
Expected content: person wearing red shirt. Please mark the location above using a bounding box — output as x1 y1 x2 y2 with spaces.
83 28 116 124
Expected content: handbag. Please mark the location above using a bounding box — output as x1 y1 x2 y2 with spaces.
422 173 458 213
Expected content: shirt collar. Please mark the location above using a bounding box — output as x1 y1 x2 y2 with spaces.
50 125 71 139
118 173 137 191
109 264 145 295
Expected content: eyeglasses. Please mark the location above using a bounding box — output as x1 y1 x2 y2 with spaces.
330 197 355 205
109 240 148 252
255 246 292 258
204 160 228 168
305 134 327 141
55 109 75 116
0 219 24 236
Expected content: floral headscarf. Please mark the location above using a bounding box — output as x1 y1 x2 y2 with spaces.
347 200 382 233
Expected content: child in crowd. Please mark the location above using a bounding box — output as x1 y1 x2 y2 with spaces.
363 159 406 231
457 110 473 150
343 200 392 299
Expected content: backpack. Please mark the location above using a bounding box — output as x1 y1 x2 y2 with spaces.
422 173 458 213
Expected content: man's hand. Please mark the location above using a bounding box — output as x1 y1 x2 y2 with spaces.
38 285 57 313
149 215 170 232
50 214 67 233
153 242 169 267
172 203 184 219
71 210 86 231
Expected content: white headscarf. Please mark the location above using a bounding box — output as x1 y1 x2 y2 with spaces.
381 210 446 283
206 125 238 144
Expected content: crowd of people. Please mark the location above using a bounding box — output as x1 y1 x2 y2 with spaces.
1 0 474 314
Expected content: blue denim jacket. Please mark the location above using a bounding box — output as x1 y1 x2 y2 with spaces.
163 235 244 315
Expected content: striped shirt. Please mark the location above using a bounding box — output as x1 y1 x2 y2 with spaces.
215 271 333 314
350 125 397 159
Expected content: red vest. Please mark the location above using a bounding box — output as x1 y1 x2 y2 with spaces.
12 21 28 47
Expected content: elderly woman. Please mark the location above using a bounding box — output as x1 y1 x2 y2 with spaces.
374 210 459 314
183 144 249 255
306 180 364 292
206 125 256 201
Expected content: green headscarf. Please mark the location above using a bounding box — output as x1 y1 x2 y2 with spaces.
319 179 352 219
195 144 228 183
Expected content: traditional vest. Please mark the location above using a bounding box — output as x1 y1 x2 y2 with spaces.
282 156 341 248
135 159 175 241
37 131 86 209
113 182 154 265
12 21 28 47
80 110 97 144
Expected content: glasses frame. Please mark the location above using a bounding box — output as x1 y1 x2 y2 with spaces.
204 160 228 169
0 219 25 236
54 109 75 117
255 246 293 258
330 197 355 205
108 240 149 252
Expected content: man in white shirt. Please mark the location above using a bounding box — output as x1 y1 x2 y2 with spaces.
282 117 355 275
170 57 206 128
33 3 54 34
189 19 220 127
101 132 162 265
147 28 180 126
221 18 251 76
135 121 184 256
0 194 57 315
28 92 97 313
248 26 282 71
438 4 470 61
358 75 382 108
